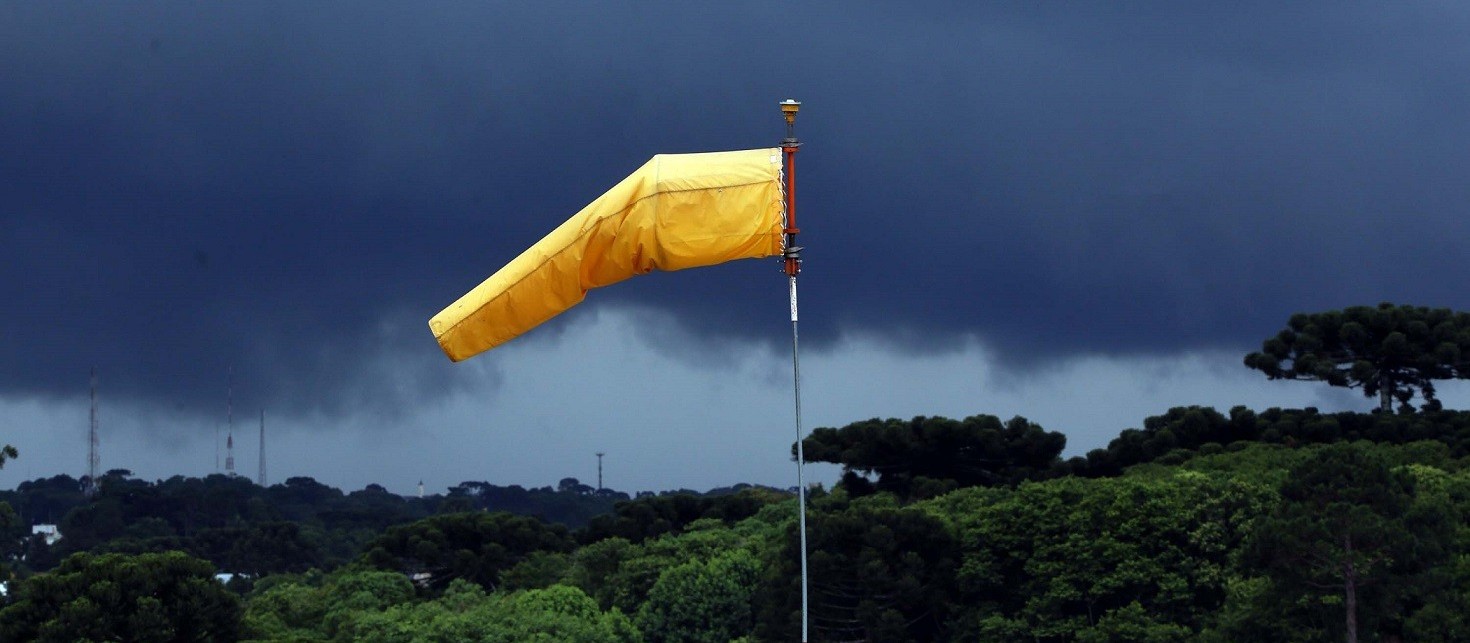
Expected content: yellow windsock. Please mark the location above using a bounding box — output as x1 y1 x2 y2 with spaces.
430 148 785 361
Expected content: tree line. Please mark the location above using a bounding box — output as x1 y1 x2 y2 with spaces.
0 470 648 580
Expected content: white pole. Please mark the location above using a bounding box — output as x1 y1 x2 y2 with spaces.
789 274 809 642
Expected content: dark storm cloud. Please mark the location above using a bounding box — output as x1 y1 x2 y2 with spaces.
4 2 1469 419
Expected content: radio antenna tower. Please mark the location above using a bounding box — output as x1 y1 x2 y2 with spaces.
86 368 100 496
225 367 236 477
595 452 605 491
257 410 266 486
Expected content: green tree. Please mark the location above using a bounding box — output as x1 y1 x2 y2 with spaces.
227 521 324 577
802 414 1066 499
0 444 17 579
337 581 640 643
576 488 782 545
1398 465 1470 642
565 536 640 610
1245 303 1470 412
0 501 20 578
1240 443 1455 643
361 512 573 591
567 518 763 617
933 468 1275 641
757 493 958 641
491 585 640 643
636 549 760 642
441 479 629 528
501 550 571 591
241 575 331 641
0 550 242 642
240 567 417 642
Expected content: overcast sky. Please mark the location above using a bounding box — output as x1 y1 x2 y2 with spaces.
5 2 1470 495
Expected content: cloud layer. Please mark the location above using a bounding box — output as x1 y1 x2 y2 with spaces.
4 3 1470 485
2 308 1412 493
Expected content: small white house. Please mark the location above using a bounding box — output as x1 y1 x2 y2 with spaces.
31 524 60 546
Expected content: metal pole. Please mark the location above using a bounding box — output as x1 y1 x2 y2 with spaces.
790 276 809 643
778 98 808 643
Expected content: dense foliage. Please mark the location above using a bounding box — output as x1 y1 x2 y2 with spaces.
1231 443 1458 642
361 512 574 591
577 486 784 545
802 414 1066 499
930 467 1272 640
1070 404 1470 477
4 430 1470 641
0 473 629 578
0 550 242 642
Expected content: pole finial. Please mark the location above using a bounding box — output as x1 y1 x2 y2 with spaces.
780 99 801 142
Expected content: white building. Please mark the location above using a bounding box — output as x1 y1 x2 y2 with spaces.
31 524 61 546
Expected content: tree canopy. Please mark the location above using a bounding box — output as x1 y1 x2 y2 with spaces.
1245 303 1470 412
801 414 1067 499
0 551 242 642
361 512 573 592
931 469 1273 641
1222 443 1459 642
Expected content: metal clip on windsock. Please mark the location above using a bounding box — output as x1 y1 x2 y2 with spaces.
784 245 804 273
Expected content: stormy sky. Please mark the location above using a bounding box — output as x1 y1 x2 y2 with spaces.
5 2 1470 494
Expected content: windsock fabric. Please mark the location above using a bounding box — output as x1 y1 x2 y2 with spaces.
430 148 785 361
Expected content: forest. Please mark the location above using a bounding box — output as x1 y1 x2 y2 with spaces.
3 303 1470 642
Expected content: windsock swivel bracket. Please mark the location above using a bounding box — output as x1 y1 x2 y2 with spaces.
780 99 802 278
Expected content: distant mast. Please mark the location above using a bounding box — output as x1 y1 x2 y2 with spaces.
257 410 266 486
86 368 100 496
596 452 605 491
225 367 235 477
